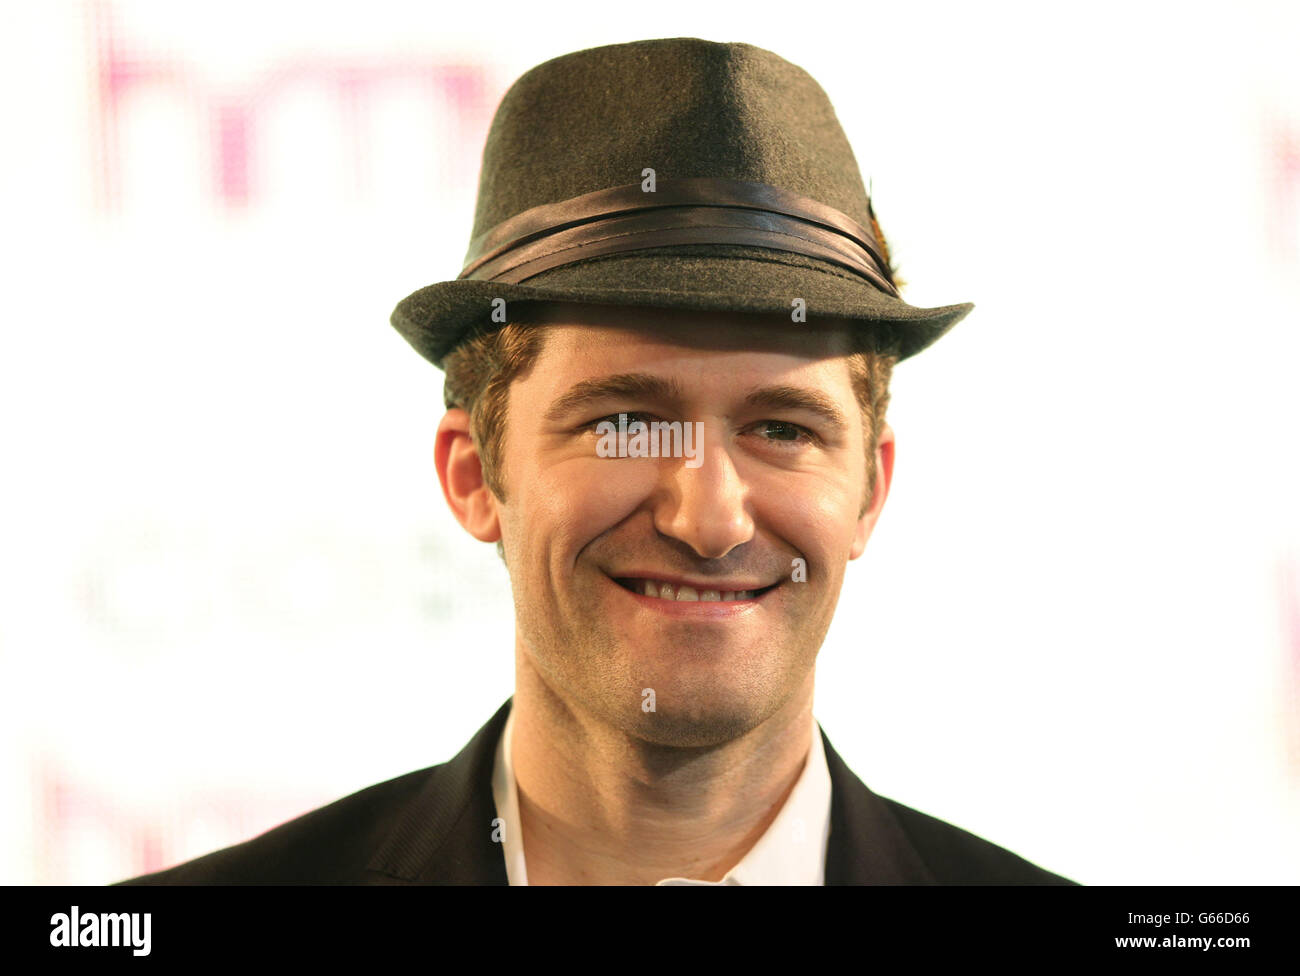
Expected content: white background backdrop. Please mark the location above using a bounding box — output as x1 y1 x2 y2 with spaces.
2 0 1297 884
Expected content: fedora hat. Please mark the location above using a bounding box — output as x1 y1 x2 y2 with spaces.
390 37 973 368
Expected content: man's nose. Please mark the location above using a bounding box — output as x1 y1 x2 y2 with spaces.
650 428 755 559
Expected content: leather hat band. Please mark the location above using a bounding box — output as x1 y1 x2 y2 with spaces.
458 177 899 297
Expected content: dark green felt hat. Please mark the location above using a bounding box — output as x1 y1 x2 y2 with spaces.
390 37 973 369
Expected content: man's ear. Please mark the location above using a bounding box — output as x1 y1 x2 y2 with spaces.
434 408 503 544
850 422 895 560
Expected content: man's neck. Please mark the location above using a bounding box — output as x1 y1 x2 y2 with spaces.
510 657 815 886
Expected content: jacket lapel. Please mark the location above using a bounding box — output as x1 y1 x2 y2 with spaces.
821 727 937 883
367 699 512 884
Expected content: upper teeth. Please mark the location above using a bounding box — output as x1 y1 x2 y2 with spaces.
627 579 759 601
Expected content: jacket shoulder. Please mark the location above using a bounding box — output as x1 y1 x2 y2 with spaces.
880 796 1077 884
117 765 438 885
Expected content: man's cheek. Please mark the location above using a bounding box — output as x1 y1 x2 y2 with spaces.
514 464 637 573
557 463 656 518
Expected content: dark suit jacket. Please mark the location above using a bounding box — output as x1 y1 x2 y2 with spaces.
121 698 1074 885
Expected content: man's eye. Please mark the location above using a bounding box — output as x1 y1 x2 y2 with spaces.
753 420 815 444
579 414 816 445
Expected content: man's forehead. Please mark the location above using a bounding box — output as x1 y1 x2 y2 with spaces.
509 303 862 432
518 301 857 361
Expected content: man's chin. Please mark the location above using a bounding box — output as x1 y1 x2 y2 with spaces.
612 687 777 749
624 713 755 749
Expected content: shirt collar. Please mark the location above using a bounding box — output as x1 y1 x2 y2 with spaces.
491 704 831 885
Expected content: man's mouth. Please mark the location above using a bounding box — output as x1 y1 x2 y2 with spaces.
611 577 780 602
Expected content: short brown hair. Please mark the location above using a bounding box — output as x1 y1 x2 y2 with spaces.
442 319 899 517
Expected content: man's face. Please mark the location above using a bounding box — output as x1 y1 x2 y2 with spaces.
486 305 891 747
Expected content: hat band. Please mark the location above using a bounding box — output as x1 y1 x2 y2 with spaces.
458 177 899 297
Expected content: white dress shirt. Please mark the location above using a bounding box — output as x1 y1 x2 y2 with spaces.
490 705 831 885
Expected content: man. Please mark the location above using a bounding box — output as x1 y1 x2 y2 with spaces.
124 37 1072 885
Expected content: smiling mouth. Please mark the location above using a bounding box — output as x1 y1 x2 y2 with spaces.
612 577 780 602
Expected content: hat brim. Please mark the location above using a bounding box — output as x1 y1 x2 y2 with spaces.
390 245 973 369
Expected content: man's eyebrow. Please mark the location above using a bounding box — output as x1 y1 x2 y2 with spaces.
544 373 685 423
744 385 849 433
543 374 849 432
